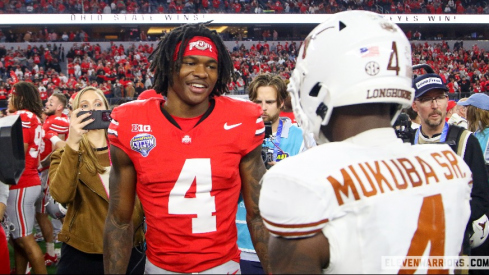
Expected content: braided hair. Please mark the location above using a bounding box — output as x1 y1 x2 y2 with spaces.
11 81 43 119
149 21 233 97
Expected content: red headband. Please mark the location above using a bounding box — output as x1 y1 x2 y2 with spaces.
173 36 218 62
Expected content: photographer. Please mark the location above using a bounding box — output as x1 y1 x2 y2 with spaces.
236 73 313 274
411 66 489 269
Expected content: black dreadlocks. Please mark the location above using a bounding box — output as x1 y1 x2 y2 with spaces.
149 21 233 97
12 81 43 119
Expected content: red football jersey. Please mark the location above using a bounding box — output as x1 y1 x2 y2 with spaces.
40 114 69 169
109 96 264 273
10 110 42 190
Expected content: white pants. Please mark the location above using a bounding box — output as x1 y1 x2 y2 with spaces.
7 185 42 239
145 258 240 274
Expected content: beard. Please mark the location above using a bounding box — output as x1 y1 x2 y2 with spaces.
264 111 280 125
44 109 56 116
423 110 444 129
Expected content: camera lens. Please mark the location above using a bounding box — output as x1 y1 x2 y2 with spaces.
102 112 111 121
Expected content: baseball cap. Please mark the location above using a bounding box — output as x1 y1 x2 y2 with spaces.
412 73 448 98
447 100 457 112
458 93 489 111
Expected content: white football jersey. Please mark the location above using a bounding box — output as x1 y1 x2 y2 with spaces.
259 128 472 274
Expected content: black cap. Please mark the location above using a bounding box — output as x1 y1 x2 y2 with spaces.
412 73 449 98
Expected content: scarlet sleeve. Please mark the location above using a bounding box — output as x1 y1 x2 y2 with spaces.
49 116 70 135
237 100 265 156
19 112 35 144
108 104 132 156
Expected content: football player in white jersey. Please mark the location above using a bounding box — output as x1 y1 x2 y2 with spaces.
259 11 472 274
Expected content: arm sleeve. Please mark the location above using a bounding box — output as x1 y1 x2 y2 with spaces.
49 146 81 204
240 102 265 156
464 134 489 222
259 173 332 238
108 105 132 156
50 117 70 134
20 114 34 144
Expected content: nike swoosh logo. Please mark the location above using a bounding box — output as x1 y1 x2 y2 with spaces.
224 122 242 130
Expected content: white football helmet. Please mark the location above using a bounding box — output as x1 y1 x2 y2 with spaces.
45 196 67 220
470 214 489 249
289 11 414 144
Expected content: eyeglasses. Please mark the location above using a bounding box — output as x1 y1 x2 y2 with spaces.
415 95 448 105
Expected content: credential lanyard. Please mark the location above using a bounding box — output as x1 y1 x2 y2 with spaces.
273 119 283 161
414 122 449 144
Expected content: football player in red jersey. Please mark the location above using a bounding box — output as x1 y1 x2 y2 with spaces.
104 22 270 274
37 93 69 266
7 81 47 274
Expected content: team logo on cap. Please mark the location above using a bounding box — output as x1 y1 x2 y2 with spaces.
188 40 213 52
130 134 156 157
415 77 443 89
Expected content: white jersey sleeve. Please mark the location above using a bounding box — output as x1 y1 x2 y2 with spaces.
259 172 337 238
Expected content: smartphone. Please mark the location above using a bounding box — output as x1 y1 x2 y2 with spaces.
77 110 112 130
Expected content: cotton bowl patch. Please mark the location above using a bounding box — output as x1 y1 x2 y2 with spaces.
130 134 156 157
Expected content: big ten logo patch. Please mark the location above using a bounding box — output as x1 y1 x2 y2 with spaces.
132 124 152 132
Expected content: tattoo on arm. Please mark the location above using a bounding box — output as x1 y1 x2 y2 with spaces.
103 146 137 274
241 145 270 273
104 215 134 274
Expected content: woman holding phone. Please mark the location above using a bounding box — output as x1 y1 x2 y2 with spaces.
49 87 145 274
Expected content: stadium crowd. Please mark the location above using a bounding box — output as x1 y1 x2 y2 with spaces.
0 39 300 106
1 37 489 110
0 0 489 15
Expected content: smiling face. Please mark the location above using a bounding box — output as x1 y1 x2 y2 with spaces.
168 55 218 108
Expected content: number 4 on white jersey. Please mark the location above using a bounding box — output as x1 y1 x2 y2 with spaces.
168 158 217 234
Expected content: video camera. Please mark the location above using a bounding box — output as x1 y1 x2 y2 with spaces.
261 121 274 169
0 115 25 185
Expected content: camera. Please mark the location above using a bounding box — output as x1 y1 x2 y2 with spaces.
394 113 414 143
77 110 112 130
261 121 274 169
0 115 25 185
